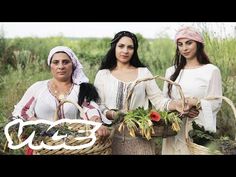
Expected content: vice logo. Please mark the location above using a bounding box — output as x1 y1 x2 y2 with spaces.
4 119 102 150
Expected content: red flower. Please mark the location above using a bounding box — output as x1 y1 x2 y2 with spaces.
150 111 161 122
25 146 34 155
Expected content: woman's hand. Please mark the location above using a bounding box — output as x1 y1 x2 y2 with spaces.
96 125 110 137
169 99 190 115
177 98 200 118
90 116 110 137
186 107 199 118
106 110 117 120
185 97 201 110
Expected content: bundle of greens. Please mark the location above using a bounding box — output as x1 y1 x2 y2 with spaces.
118 107 182 140
189 121 236 154
188 121 217 146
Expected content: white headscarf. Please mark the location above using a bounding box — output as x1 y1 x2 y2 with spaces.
47 46 89 85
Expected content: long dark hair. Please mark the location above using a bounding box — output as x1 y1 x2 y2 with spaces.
167 42 211 98
78 83 100 106
99 31 145 70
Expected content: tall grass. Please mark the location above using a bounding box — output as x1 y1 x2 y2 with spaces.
0 30 235 139
0 62 51 121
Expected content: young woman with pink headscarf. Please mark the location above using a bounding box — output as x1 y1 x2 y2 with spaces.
162 27 222 154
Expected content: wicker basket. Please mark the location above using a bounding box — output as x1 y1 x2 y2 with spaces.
34 138 112 155
186 140 221 155
185 96 236 155
130 123 177 138
119 75 185 138
29 100 112 155
152 124 177 138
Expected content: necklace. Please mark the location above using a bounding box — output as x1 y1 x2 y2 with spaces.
50 80 73 100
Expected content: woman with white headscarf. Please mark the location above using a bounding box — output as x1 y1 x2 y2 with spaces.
162 26 222 154
12 46 110 135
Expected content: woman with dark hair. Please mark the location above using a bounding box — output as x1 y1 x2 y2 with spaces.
162 26 222 154
12 46 110 137
94 31 190 155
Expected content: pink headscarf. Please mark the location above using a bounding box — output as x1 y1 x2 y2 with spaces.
47 46 89 85
175 26 204 44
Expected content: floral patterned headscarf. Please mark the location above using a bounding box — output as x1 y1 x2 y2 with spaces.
175 26 204 44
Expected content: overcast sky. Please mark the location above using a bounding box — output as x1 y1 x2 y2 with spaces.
1 22 236 39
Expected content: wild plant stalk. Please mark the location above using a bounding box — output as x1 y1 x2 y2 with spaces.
0 29 235 148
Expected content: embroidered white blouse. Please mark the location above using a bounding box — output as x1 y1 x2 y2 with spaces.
162 64 222 154
94 67 170 114
12 80 106 122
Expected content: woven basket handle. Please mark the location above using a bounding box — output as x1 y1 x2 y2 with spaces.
185 96 236 141
53 99 86 121
54 99 115 140
124 74 186 112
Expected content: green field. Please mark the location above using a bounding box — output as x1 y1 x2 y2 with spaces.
0 30 236 154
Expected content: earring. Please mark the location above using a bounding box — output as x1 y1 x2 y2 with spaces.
178 52 182 61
